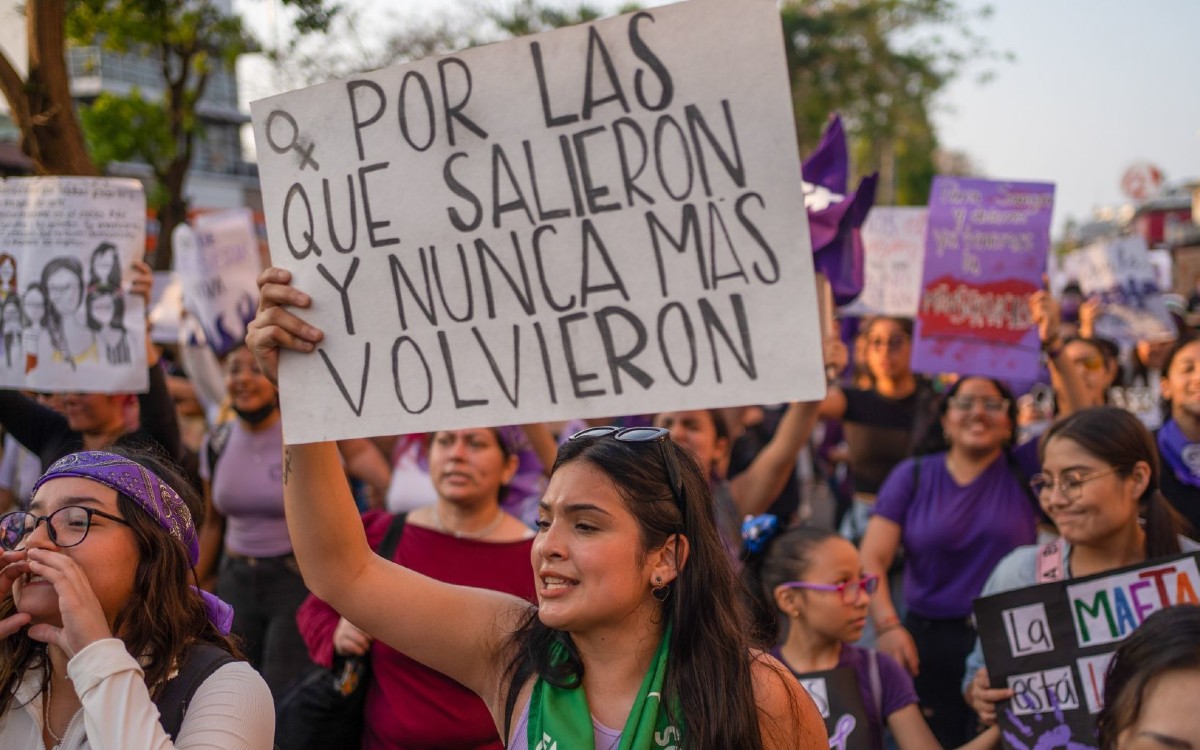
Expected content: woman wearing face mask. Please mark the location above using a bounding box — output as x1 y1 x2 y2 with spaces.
1152 333 1200 536
194 343 312 703
963 407 1198 728
0 447 273 749
859 291 1086 748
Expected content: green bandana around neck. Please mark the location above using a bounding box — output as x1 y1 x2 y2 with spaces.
528 628 682 750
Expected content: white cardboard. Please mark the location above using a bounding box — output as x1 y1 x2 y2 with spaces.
0 178 148 393
250 0 823 443
839 206 927 317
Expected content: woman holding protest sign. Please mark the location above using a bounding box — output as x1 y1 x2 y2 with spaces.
246 266 826 749
859 290 1089 748
294 425 537 750
0 446 273 749
963 406 1199 727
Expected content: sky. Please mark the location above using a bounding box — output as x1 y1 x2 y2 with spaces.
236 0 1200 237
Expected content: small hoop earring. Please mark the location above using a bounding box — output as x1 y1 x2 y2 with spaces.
652 584 670 602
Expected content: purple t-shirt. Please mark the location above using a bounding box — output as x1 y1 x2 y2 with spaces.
200 419 291 557
872 440 1040 618
773 644 917 750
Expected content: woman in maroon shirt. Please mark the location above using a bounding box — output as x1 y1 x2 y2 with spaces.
296 427 536 750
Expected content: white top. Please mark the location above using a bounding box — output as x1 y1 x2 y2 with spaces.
0 638 274 750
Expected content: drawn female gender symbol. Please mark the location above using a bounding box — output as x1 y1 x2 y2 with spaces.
265 110 320 171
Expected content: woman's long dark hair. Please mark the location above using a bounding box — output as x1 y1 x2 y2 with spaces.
1097 605 1200 750
911 376 1018 456
503 433 790 748
40 256 84 359
1041 406 1189 556
0 446 241 714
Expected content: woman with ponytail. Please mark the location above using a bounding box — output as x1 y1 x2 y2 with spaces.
964 406 1199 725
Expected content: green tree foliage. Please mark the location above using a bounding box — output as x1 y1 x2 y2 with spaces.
69 0 335 268
781 0 1003 205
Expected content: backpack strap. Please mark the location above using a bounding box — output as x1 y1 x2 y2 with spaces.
867 649 883 720
155 643 239 741
375 513 408 559
1036 538 1066 582
205 421 234 480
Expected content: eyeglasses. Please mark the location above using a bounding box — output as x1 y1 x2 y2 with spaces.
568 426 687 524
946 395 1010 413
867 336 908 352
0 506 132 551
1028 467 1123 501
782 574 880 604
1073 355 1105 372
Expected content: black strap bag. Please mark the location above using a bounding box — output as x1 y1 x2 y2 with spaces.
274 513 407 750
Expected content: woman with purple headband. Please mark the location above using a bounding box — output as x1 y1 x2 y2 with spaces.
0 448 273 749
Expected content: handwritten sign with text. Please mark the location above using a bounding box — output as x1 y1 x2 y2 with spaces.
975 553 1200 749
838 206 926 318
250 0 824 443
912 177 1054 381
1073 236 1175 348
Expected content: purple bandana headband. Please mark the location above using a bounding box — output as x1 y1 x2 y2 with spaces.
31 451 234 634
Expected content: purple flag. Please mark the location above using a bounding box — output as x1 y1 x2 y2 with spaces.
802 115 878 306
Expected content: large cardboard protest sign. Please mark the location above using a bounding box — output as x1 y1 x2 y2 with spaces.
0 178 148 392
1072 236 1175 348
838 207 927 318
173 208 263 357
797 667 871 750
250 0 823 443
974 552 1200 749
912 177 1054 381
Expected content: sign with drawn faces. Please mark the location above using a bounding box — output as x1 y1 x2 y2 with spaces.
974 553 1200 749
249 0 824 444
0 178 148 393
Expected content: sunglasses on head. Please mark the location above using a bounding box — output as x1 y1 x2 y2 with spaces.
568 426 687 525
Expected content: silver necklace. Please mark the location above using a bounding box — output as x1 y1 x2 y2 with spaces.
43 680 62 747
433 505 504 540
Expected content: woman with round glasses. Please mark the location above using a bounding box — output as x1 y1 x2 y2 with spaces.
747 525 1000 750
963 407 1197 727
0 447 273 748
246 267 826 749
857 291 1088 748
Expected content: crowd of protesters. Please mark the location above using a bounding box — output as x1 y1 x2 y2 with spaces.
0 255 1197 750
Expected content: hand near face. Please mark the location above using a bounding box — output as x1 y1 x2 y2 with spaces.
23 547 114 657
1029 289 1061 345
0 551 33 638
246 267 324 386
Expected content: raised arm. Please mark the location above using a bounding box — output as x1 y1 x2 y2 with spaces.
246 267 531 705
1030 288 1089 416
728 402 820 517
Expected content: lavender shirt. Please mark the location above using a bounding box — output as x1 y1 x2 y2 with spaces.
872 440 1041 619
200 419 292 557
